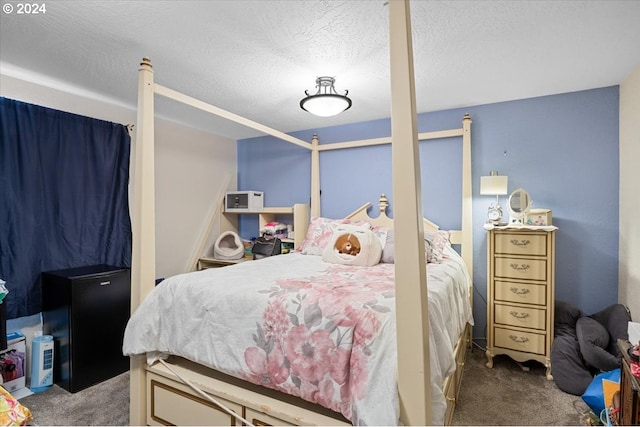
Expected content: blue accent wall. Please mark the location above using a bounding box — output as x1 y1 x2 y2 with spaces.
237 86 620 343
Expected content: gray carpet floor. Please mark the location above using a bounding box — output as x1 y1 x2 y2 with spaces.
452 346 592 425
18 371 129 426
17 348 593 425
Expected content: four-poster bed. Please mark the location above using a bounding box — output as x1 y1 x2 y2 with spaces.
126 2 474 425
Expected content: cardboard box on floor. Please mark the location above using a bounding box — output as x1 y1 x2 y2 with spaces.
0 332 26 393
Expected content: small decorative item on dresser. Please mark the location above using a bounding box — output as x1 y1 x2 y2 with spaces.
526 209 552 226
507 188 532 225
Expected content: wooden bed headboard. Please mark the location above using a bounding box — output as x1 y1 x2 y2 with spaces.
346 194 465 249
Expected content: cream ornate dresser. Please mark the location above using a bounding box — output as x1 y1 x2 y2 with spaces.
485 225 557 379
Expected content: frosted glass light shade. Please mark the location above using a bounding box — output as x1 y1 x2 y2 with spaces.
300 76 352 117
300 95 351 117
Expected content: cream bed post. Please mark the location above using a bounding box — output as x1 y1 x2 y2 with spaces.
292 203 310 248
389 1 432 425
461 114 473 306
130 57 156 426
310 134 321 217
460 114 474 349
460 114 472 277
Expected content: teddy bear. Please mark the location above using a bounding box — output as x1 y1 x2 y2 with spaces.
335 233 361 256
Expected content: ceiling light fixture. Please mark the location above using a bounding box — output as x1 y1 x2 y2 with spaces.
300 76 352 117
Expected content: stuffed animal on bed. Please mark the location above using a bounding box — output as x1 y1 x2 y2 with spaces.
322 224 382 266
335 233 361 256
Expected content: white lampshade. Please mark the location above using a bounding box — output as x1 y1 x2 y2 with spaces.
300 95 351 117
480 173 508 196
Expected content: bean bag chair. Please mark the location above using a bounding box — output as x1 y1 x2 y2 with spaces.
552 335 594 395
577 317 619 372
590 304 631 358
551 301 593 395
551 301 631 396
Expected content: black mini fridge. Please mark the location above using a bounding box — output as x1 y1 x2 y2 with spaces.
42 264 131 393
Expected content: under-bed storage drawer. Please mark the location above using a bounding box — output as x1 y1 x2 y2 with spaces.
493 327 546 356
245 408 294 426
145 360 352 427
148 373 243 426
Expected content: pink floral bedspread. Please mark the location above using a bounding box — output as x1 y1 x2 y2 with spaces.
123 249 472 425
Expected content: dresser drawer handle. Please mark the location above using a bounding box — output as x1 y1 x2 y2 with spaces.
510 239 530 247
510 263 530 271
509 311 530 319
509 287 530 295
509 335 530 344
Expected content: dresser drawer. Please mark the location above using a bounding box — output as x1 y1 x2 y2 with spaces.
494 280 546 305
495 257 546 281
494 327 546 355
494 233 547 256
494 303 546 330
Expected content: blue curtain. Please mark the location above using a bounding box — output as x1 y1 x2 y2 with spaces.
0 97 132 319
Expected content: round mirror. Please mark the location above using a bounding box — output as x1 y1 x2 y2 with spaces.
508 188 531 224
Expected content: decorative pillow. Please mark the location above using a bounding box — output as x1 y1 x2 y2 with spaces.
380 229 396 263
424 230 450 263
372 226 389 252
322 224 382 266
298 217 370 255
380 229 449 264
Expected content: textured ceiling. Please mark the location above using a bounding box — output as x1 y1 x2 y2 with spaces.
1 1 639 139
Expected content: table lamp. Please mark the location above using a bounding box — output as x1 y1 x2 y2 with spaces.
480 171 508 224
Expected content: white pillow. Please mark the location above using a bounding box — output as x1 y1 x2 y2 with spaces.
322 224 382 266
